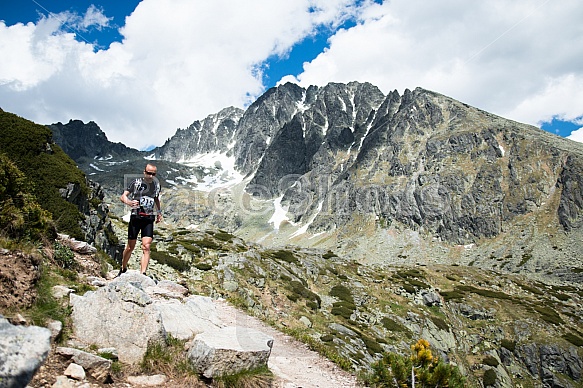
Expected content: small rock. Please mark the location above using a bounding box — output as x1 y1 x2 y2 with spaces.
64 363 86 380
52 285 74 299
127 374 168 386
299 316 312 328
51 375 75 387
10 313 27 325
47 319 63 341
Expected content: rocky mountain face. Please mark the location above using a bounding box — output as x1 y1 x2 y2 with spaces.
154 107 244 161
51 81 583 285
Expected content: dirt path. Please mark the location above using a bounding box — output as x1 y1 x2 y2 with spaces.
214 299 362 388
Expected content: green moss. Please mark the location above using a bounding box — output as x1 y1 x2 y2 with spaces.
482 356 499 367
563 333 583 347
483 369 497 386
323 250 338 259
331 301 355 319
381 317 408 333
194 263 212 271
329 284 354 303
150 250 191 272
501 339 516 352
321 334 334 342
430 316 449 331
193 238 220 250
532 305 564 325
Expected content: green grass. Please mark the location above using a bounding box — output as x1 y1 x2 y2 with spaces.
140 335 199 383
211 365 274 388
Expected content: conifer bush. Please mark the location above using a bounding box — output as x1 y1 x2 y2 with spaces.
0 153 54 241
366 339 466 387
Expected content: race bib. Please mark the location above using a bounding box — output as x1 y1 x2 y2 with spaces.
140 196 155 212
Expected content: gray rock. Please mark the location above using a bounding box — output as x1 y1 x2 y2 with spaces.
421 290 442 307
0 316 51 388
56 347 112 383
47 319 63 342
187 326 274 378
127 374 168 386
69 274 166 364
64 363 85 380
154 295 222 340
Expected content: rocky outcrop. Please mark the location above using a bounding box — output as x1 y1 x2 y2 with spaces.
0 315 51 387
49 119 142 162
188 327 273 378
68 271 274 377
154 107 244 161
50 82 583 253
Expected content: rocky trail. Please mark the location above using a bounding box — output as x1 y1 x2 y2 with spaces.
6 242 363 388
214 299 361 388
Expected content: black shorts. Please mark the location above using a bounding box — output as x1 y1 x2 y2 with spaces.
128 215 155 240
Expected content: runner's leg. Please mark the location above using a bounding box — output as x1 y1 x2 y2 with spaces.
140 236 153 274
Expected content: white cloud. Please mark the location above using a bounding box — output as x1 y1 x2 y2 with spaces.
0 0 367 149
568 128 583 143
1 0 583 148
285 0 583 134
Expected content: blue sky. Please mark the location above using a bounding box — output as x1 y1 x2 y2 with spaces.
1 0 582 149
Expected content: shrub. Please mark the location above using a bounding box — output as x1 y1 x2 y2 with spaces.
270 249 298 263
366 339 466 387
0 111 88 238
53 241 76 270
533 305 564 325
322 250 338 259
150 250 191 272
195 263 212 271
329 284 354 303
381 317 408 333
563 333 583 347
430 316 449 331
288 280 321 309
194 238 220 250
501 339 516 352
362 335 383 355
483 369 497 386
483 355 499 367
0 153 55 241
331 302 355 319
214 230 235 242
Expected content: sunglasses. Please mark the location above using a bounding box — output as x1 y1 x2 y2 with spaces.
144 171 157 176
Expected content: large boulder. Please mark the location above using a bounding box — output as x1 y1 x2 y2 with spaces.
155 295 222 340
0 316 51 387
188 326 274 378
69 272 166 364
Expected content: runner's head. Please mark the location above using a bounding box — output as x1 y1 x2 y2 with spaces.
144 163 157 181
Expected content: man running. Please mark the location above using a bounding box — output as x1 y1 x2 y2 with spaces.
118 163 162 276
